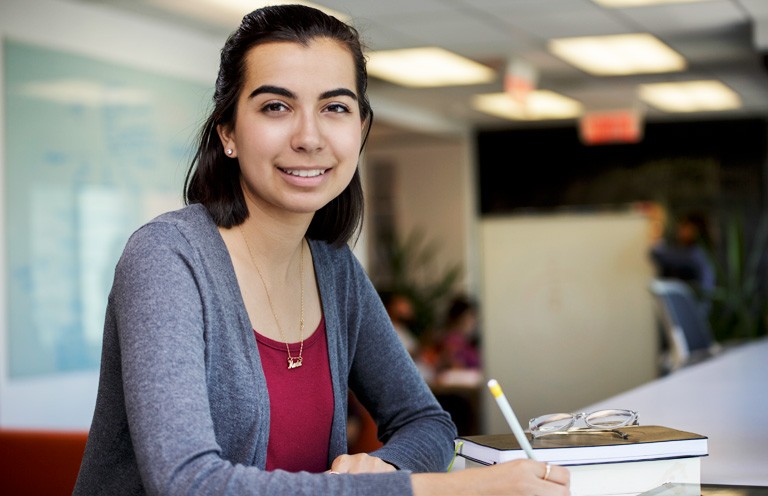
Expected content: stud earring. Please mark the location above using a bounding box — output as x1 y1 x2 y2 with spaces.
226 148 233 156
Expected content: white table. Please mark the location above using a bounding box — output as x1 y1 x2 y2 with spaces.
583 337 768 486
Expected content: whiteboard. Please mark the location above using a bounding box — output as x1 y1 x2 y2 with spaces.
2 38 211 427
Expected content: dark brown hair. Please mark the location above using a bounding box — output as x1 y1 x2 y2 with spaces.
184 4 372 246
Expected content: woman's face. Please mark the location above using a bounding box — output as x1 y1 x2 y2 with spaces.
218 38 364 218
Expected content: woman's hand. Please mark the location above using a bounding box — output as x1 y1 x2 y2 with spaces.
329 453 397 474
411 459 570 496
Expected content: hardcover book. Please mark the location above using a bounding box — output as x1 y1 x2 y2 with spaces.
456 425 707 465
456 425 708 496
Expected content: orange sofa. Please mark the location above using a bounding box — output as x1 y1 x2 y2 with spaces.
0 429 88 495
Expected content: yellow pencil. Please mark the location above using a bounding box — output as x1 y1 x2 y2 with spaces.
487 379 537 460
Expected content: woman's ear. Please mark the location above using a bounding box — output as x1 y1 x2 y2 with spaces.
217 123 237 158
359 109 374 152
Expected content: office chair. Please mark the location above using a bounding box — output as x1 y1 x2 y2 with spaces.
649 278 721 372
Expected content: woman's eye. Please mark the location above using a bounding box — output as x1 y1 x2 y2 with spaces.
325 103 351 114
261 101 289 113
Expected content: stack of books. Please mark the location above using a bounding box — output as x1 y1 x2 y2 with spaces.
455 425 708 496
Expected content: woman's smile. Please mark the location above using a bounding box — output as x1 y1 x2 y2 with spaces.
278 166 331 188
279 168 327 178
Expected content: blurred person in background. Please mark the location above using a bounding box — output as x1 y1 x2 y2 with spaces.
379 290 419 358
436 295 482 374
650 210 715 317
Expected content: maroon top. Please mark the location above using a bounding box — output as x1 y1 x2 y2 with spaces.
254 318 333 473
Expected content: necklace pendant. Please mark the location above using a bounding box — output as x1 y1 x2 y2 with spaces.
287 357 303 369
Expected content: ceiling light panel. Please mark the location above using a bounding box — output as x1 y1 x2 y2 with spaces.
472 91 583 121
639 80 741 112
592 0 713 7
548 33 686 76
367 47 496 88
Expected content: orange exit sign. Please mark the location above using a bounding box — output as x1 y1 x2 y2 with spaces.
579 110 643 145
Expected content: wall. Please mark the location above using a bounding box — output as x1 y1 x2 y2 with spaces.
476 119 767 218
364 134 480 296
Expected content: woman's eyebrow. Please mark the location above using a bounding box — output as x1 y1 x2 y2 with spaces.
247 85 358 101
321 88 358 101
248 85 294 99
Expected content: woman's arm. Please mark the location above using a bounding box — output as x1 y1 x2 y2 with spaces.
109 222 238 493
339 252 457 473
412 460 570 496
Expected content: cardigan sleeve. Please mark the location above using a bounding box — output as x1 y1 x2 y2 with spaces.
340 249 458 473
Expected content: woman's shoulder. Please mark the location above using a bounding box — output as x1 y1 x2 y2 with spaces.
147 203 214 231
131 204 217 244
120 204 221 264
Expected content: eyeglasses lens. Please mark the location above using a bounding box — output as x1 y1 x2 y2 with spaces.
530 413 574 434
585 409 634 428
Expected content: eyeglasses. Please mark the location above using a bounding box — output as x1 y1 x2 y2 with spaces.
528 409 638 438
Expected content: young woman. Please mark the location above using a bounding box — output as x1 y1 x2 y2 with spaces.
74 5 569 495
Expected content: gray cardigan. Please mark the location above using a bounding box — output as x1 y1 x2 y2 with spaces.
74 204 456 495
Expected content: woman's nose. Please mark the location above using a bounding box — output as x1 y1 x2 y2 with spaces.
291 111 323 153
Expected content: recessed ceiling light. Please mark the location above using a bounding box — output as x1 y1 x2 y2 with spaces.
548 33 686 76
367 47 496 88
639 80 741 112
592 0 713 7
472 91 583 121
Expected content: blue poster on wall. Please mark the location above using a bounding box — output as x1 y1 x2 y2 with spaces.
3 39 212 378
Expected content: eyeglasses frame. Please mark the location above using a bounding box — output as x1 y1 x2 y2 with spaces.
528 408 639 438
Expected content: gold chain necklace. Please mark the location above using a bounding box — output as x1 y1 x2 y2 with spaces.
239 225 305 369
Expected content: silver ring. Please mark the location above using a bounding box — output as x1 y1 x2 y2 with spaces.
543 462 551 481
